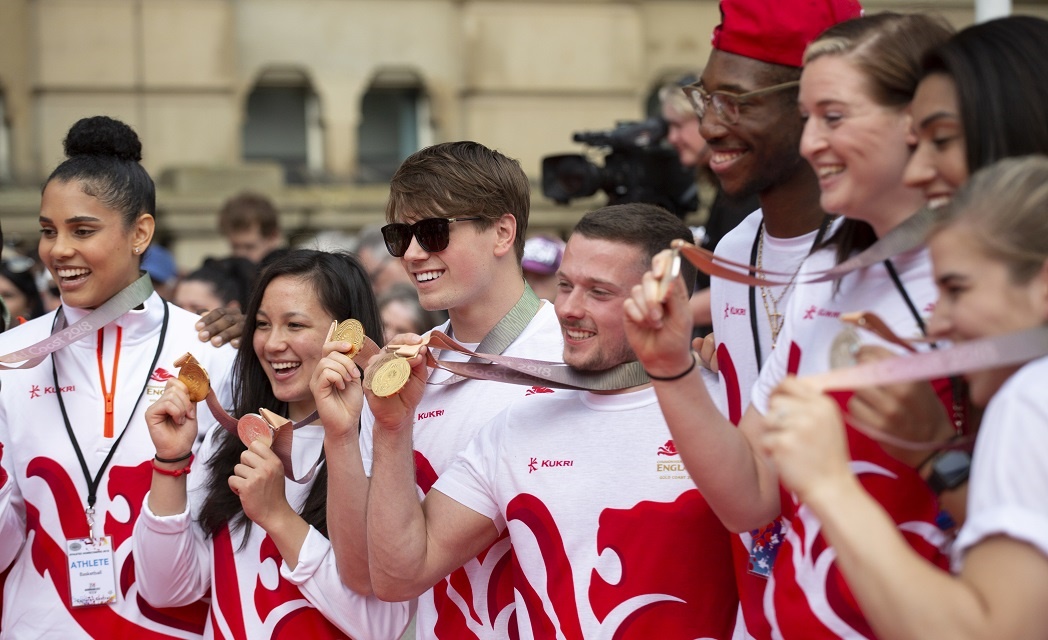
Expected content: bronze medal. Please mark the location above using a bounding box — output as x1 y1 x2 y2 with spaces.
237 413 274 447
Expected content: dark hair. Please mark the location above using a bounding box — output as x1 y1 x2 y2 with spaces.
572 202 698 294
0 258 45 320
805 12 953 264
178 256 257 311
197 249 383 543
921 15 1048 174
218 191 281 237
44 115 156 228
386 141 531 262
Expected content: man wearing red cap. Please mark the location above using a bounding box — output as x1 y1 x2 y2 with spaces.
685 0 861 638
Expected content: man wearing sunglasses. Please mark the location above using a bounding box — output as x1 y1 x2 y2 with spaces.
683 1 861 639
322 141 566 639
364 203 739 638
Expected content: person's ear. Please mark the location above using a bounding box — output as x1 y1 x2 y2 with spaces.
493 213 517 258
132 213 155 254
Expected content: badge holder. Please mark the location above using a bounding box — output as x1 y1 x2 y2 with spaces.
66 507 117 607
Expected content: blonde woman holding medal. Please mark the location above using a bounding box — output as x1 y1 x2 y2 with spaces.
0 116 237 637
625 13 955 639
134 250 411 639
763 156 1048 640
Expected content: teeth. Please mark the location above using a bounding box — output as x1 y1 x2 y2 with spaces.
566 329 592 340
56 267 90 278
927 196 952 210
710 151 745 165
271 362 300 370
415 271 442 282
817 166 844 179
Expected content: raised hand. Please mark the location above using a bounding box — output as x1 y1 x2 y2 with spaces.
623 248 696 379
762 376 853 503
144 379 199 461
846 345 957 467
362 333 429 432
310 321 365 439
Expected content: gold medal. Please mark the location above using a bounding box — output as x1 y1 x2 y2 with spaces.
332 319 365 356
829 326 862 369
176 353 211 403
365 353 412 397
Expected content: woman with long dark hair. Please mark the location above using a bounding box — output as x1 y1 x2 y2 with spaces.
134 250 411 638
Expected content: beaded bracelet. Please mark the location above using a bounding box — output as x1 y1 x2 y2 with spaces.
152 453 195 478
645 352 698 382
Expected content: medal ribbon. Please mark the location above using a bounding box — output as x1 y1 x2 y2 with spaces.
202 340 381 484
675 207 937 287
0 273 153 369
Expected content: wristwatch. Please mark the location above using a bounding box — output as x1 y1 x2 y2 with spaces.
927 449 971 495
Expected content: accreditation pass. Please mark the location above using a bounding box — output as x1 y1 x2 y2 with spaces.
66 536 117 607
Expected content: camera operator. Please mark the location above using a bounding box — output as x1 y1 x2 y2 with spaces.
659 75 758 333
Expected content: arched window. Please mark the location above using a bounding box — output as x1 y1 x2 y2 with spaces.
356 68 431 183
243 67 323 184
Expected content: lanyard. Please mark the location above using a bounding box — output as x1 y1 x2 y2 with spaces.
747 216 831 372
433 281 542 386
51 301 169 533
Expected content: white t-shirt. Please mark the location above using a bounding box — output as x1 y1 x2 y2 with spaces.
0 294 236 638
134 424 412 640
750 245 950 639
710 211 836 640
434 386 739 639
712 211 833 422
360 302 566 640
954 355 1048 570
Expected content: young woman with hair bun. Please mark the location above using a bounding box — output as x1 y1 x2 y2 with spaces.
0 115 237 636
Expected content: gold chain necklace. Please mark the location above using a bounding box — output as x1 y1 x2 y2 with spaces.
756 230 804 348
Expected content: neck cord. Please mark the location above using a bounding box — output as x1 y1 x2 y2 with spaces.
748 216 832 371
51 301 169 533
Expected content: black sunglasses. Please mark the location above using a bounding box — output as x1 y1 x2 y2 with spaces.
381 216 482 257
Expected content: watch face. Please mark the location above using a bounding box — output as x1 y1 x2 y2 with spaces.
930 449 972 494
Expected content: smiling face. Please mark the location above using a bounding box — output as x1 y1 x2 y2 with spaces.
252 275 335 421
38 179 153 310
928 224 1048 406
555 234 646 371
903 73 968 211
397 212 513 317
697 49 806 200
799 55 922 232
661 103 706 169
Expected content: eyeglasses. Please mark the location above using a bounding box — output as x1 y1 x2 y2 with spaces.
381 216 483 257
681 80 800 125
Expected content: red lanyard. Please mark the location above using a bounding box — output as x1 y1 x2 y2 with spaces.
96 326 123 438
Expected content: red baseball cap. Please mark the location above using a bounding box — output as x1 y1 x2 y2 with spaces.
711 0 864 68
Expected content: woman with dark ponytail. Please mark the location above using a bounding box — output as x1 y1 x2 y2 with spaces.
0 116 237 636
